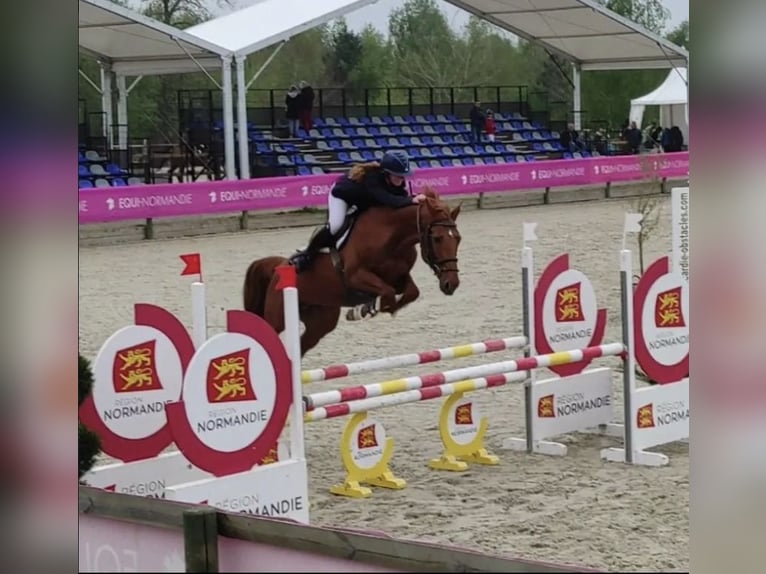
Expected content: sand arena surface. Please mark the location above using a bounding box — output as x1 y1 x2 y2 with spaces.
79 196 689 572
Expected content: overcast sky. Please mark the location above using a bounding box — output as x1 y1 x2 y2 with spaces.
222 0 689 36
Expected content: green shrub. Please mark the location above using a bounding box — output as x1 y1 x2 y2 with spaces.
78 353 101 479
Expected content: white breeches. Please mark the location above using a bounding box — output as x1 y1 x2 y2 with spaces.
327 194 349 235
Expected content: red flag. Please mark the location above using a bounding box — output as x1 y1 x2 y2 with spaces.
274 265 296 290
180 253 201 278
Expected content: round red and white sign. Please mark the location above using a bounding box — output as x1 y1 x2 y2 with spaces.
534 254 607 377
78 304 195 462
634 256 690 384
182 332 277 453
165 310 292 477
92 325 184 439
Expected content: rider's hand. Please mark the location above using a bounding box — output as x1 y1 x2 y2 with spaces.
412 194 427 204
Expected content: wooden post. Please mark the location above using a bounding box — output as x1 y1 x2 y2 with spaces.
183 507 219 573
144 218 154 240
604 181 612 199
543 186 551 204
240 210 248 230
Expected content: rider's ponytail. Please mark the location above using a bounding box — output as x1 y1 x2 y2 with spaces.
347 162 381 183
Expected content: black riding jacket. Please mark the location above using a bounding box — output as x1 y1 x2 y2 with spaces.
331 170 413 210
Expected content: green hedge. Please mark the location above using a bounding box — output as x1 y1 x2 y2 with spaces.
78 353 101 479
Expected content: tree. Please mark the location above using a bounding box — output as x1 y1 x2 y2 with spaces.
579 0 674 129
346 25 394 105
599 0 670 34
388 0 459 87
140 0 225 28
666 19 689 50
79 354 101 479
324 20 363 86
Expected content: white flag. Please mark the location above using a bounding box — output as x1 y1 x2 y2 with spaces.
623 213 643 235
523 222 538 243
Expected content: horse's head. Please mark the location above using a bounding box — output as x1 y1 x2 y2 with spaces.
417 188 462 295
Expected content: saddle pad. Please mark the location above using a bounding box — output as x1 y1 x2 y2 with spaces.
319 208 358 253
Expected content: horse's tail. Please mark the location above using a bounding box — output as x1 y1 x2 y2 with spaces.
243 256 285 318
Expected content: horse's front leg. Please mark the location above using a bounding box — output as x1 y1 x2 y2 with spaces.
344 268 397 322
385 273 420 317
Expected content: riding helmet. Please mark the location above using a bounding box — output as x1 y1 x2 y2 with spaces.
380 150 412 177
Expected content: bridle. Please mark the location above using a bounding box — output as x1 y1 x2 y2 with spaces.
416 201 460 277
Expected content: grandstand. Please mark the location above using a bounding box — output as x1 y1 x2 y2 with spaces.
78 83 605 188
238 111 597 177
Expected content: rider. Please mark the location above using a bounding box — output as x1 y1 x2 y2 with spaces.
292 150 426 271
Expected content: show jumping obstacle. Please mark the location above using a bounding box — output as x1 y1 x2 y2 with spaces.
300 336 527 384
303 344 624 411
79 207 689 514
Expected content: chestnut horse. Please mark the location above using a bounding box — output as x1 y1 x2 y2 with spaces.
243 188 462 356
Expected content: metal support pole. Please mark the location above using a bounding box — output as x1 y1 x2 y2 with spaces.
572 63 582 130
235 55 250 180
116 75 128 150
221 56 237 180
99 64 113 148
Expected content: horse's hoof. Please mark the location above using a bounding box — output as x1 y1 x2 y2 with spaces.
346 304 377 321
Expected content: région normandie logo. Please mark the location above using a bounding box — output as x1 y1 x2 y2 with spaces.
555 282 584 322
654 286 686 328
357 424 379 449
538 394 555 418
454 403 474 425
636 404 656 429
112 340 163 393
206 349 256 403
258 445 279 466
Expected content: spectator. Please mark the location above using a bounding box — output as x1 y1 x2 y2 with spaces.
469 101 485 143
484 109 496 142
560 123 582 153
665 126 684 152
298 80 314 132
620 118 630 139
661 127 673 151
625 121 643 154
642 122 657 150
592 128 608 156
651 124 663 145
285 85 301 137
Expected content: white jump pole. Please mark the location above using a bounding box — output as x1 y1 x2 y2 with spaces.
280 267 306 461
191 281 207 349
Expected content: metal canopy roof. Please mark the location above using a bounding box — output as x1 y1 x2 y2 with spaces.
442 0 688 70
78 0 230 76
184 0 378 57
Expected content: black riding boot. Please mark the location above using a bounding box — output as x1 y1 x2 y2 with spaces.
291 226 335 272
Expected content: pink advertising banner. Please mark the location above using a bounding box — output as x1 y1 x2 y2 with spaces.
79 514 186 572
78 152 689 225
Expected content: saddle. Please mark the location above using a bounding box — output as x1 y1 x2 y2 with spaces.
324 206 359 255
290 209 372 307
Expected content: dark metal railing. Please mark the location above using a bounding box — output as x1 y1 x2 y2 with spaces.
177 84 530 132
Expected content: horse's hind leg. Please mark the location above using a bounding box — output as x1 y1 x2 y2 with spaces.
300 306 340 357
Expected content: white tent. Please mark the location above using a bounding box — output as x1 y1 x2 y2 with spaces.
630 67 689 142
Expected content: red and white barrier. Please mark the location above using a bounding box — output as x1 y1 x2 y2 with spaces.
304 343 624 411
305 372 528 422
300 336 527 384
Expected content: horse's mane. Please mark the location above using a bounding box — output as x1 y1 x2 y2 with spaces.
347 162 381 183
